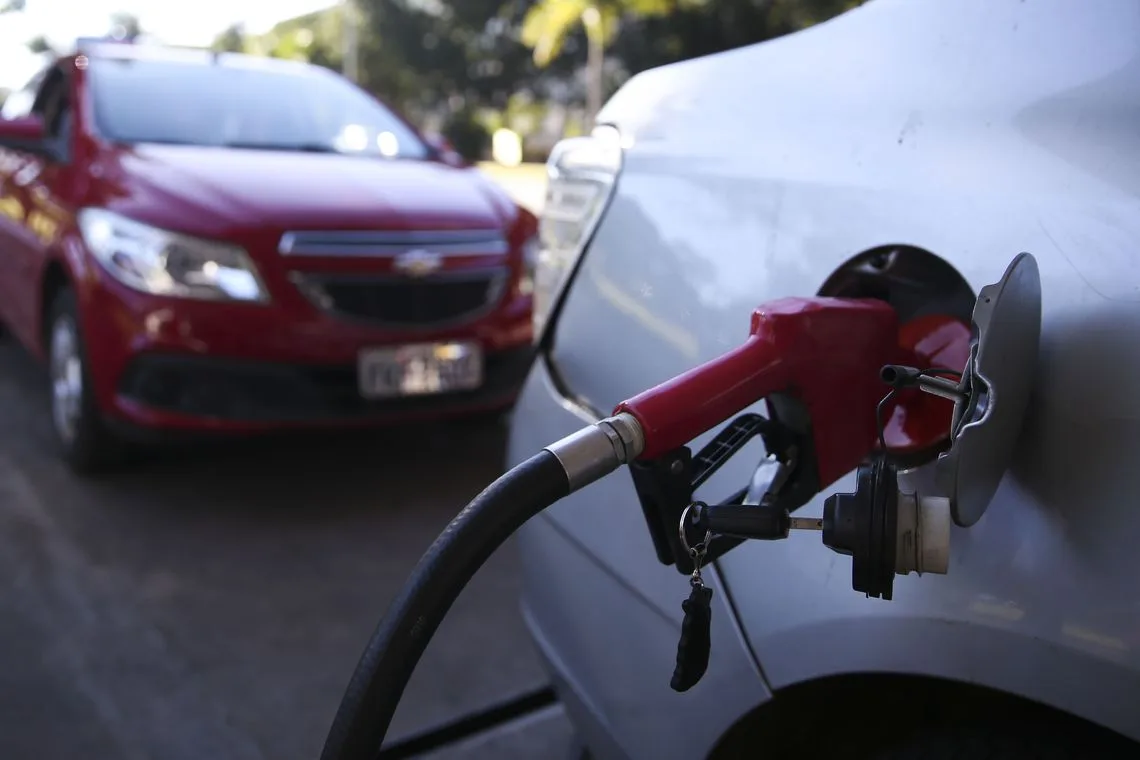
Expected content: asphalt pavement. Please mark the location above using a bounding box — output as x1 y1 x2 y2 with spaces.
0 336 573 759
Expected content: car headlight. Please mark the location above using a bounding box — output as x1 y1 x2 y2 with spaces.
77 208 268 303
533 124 624 339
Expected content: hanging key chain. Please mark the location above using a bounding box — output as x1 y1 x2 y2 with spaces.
671 503 714 693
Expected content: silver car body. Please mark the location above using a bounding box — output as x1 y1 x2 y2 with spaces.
507 0 1140 757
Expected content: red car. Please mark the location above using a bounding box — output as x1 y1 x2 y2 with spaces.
0 43 538 472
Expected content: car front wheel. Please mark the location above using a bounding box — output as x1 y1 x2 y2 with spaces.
46 288 124 474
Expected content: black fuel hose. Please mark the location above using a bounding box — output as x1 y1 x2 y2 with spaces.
319 449 571 760
320 413 644 760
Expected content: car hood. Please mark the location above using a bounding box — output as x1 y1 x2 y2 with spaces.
100 144 514 235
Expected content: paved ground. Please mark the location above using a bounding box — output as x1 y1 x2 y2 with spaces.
0 337 573 759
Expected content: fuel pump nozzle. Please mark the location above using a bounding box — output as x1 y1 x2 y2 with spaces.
616 296 899 476
622 296 967 576
624 253 1041 602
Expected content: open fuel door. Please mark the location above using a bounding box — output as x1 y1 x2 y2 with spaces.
821 252 1044 599
936 252 1043 527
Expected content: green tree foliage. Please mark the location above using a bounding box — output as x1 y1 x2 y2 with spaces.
354 0 467 116
616 0 864 72
110 11 143 41
520 0 711 127
0 0 25 13
522 0 699 68
431 0 536 110
213 23 248 53
239 8 343 69
210 0 863 143
26 34 54 55
441 106 492 160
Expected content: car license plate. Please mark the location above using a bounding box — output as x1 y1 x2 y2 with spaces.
358 342 483 399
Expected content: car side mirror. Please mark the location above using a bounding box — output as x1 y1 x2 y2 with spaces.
425 133 469 169
0 115 49 156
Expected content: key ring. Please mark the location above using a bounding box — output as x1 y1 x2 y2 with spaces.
678 502 713 560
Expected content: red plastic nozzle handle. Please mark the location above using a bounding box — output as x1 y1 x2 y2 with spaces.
613 297 900 467
615 331 788 460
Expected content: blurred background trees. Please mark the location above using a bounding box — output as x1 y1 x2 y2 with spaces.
521 0 706 132
259 0 863 160
108 11 142 41
5 0 863 161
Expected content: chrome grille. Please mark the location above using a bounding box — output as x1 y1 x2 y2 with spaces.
291 269 508 328
278 229 508 257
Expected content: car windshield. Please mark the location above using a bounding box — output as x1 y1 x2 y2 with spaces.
86 56 431 160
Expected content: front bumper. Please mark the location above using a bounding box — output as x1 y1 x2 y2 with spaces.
80 271 535 434
110 346 534 435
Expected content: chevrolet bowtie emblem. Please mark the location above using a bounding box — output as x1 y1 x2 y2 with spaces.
393 248 443 277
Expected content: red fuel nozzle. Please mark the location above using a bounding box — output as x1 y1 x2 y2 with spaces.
615 297 969 493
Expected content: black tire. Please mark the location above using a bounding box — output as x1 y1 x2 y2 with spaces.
873 723 1140 760
710 678 1139 760
44 288 127 475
